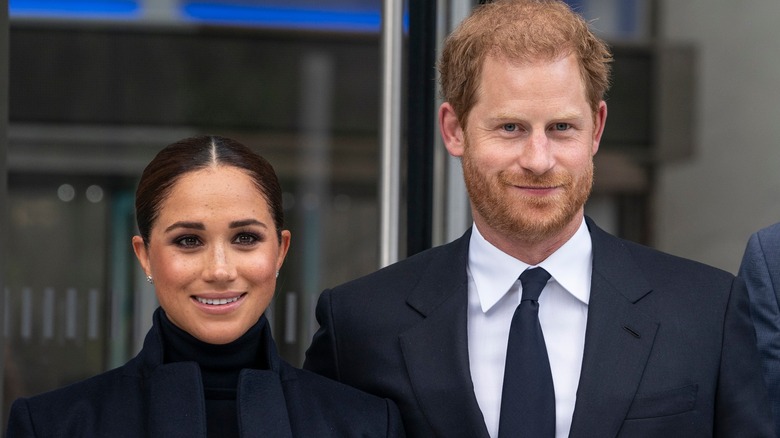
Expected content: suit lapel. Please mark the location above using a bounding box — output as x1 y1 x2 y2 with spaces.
569 219 658 437
761 228 780 301
399 230 490 438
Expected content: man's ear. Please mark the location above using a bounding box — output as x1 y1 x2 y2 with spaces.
439 102 466 158
591 100 608 155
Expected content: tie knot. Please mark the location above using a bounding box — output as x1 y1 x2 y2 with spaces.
519 267 551 302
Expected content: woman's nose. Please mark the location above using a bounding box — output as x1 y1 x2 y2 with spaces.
204 243 236 282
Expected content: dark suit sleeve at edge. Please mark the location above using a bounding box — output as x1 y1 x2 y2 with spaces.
739 232 780 436
303 288 341 382
714 276 774 437
7 398 37 437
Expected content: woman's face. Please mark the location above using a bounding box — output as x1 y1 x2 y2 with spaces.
132 165 290 344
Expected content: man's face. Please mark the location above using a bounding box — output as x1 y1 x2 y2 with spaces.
451 54 606 245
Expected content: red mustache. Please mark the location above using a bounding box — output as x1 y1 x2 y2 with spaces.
498 171 572 188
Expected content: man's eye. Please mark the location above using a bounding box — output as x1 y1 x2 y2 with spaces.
503 123 518 132
553 123 570 131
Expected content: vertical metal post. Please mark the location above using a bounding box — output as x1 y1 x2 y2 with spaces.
298 51 333 363
0 0 8 428
406 0 437 257
379 0 403 267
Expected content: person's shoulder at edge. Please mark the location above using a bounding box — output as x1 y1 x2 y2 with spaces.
752 221 780 241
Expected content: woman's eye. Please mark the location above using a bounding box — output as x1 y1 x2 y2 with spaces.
234 233 259 245
175 236 201 248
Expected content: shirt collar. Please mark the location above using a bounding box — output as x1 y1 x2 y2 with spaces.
468 218 592 313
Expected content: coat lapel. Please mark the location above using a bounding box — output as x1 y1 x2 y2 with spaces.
569 219 658 437
146 367 293 438
142 310 293 438
147 362 207 437
237 370 293 438
399 230 491 438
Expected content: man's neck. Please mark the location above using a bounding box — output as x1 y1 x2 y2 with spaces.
474 214 584 266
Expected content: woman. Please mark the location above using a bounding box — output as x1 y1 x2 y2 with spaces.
7 136 404 437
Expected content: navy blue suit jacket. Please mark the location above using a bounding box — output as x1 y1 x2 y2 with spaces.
7 310 404 437
739 221 780 436
305 217 773 437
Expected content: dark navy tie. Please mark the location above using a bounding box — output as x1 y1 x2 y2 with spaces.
498 267 555 438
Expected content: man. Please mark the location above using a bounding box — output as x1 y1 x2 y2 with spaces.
305 1 773 436
739 221 780 436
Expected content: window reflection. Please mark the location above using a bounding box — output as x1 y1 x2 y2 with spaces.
4 0 385 418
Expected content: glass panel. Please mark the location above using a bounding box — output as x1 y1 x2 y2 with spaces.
4 0 385 415
5 176 111 399
572 0 653 40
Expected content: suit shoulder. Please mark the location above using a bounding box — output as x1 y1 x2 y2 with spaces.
755 221 780 242
329 235 466 296
619 236 734 282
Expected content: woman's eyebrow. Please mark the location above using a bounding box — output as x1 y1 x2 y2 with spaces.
230 219 266 229
164 221 204 233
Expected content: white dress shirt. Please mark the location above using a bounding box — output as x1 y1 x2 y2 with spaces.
467 218 592 438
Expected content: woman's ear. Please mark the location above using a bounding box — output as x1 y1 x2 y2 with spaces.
131 235 152 278
276 230 292 272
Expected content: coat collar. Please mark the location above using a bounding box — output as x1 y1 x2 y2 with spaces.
136 308 294 438
138 308 284 375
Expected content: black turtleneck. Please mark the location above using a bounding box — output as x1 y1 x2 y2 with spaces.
159 311 269 438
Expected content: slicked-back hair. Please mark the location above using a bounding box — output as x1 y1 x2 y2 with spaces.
135 135 284 244
438 0 612 129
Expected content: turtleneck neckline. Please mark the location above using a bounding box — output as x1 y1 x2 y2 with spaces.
157 310 272 438
158 310 270 387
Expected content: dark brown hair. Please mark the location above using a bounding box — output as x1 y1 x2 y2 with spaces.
438 0 612 129
135 135 284 244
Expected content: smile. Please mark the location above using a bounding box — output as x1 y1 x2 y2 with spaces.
195 296 241 306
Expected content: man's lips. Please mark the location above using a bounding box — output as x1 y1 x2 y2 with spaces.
513 184 560 193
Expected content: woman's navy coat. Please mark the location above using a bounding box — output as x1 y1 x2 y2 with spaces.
7 310 404 437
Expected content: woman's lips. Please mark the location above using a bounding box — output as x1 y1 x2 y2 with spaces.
192 292 246 307
195 296 240 305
